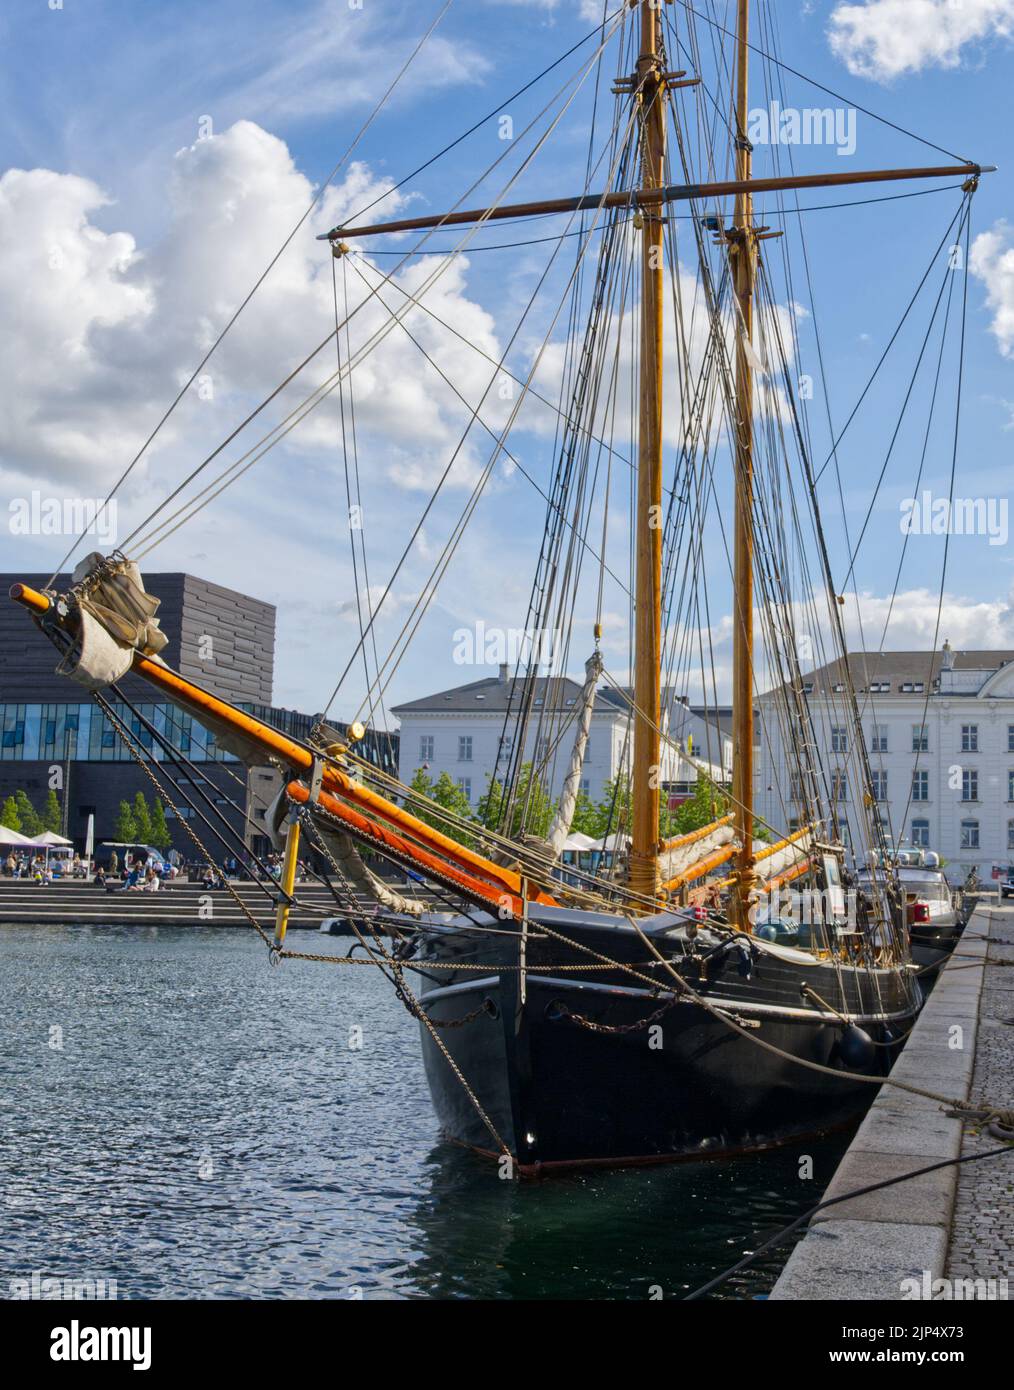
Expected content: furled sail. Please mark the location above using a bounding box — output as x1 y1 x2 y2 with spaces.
543 650 603 861
313 825 425 917
56 552 168 690
264 785 424 917
657 814 736 882
754 828 815 882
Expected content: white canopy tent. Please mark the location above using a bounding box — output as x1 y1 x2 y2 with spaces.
33 830 73 847
0 826 35 847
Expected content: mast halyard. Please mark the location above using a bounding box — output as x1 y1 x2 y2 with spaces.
628 0 666 903
728 0 757 929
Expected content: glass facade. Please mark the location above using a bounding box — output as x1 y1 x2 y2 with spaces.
0 701 315 765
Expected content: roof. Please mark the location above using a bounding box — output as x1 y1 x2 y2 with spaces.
391 672 626 716
392 675 734 742
762 649 1014 700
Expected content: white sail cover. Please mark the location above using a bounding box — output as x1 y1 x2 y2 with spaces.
544 650 603 861
755 829 815 882
657 821 737 882
315 825 425 917
57 553 168 690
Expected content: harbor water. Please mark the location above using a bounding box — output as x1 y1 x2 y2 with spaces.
1 923 857 1300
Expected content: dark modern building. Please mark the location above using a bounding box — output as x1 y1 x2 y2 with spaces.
0 572 397 858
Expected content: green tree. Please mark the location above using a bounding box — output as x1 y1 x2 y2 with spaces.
0 795 20 832
567 788 599 837
404 767 476 847
40 787 63 835
477 763 554 840
149 799 171 852
113 800 138 843
132 791 153 844
13 790 42 838
669 774 730 837
588 773 631 841
475 774 505 831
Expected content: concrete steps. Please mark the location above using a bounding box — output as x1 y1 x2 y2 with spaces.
0 879 425 930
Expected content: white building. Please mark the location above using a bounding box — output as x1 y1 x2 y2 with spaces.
391 664 732 811
756 643 1014 879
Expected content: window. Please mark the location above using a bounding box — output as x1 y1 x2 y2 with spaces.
870 770 888 801
961 769 978 802
165 806 195 820
1009 770 1014 803
869 724 888 753
830 769 848 802
911 724 928 753
912 770 929 802
961 724 979 752
911 819 930 848
457 777 472 802
537 737 550 764
580 777 590 795
420 735 434 762
790 775 804 803
960 818 980 850
869 681 890 693
458 736 472 762
1008 820 1014 852
1009 725 1014 753
831 726 848 753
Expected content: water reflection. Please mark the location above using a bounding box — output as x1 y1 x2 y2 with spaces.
0 925 855 1300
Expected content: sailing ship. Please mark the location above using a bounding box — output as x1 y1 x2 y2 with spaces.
12 0 992 1171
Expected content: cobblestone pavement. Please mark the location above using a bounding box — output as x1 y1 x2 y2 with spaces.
944 905 1014 1298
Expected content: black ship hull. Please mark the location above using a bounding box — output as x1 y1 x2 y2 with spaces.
415 906 922 1173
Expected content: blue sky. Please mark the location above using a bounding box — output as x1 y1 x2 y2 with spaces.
1 0 1011 721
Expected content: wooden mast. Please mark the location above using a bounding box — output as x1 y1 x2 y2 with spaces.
729 0 756 928
628 0 666 902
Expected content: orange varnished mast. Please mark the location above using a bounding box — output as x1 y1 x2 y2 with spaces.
628 0 666 902
728 0 757 929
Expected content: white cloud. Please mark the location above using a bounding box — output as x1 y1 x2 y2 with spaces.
970 219 1014 357
828 0 1014 81
0 120 511 511
525 257 799 451
837 584 1014 650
